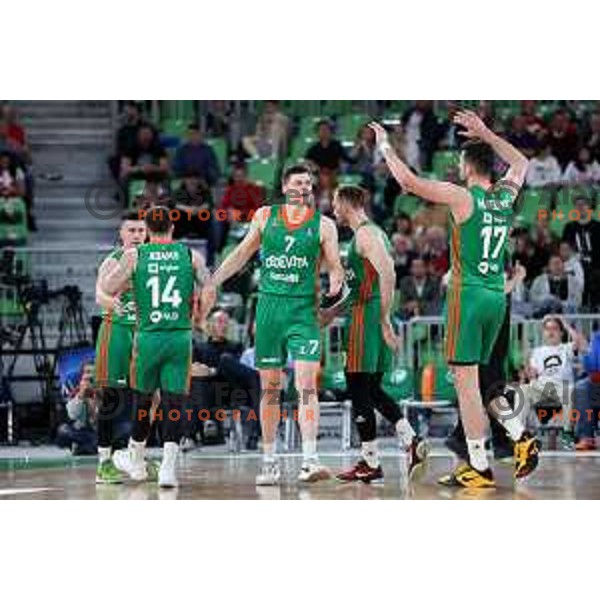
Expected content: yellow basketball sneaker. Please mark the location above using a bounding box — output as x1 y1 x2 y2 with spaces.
514 431 541 479
438 463 496 488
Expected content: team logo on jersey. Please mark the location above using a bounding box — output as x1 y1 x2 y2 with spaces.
265 255 309 269
150 310 162 324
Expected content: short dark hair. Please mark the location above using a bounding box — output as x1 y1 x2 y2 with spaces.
336 185 368 209
121 209 144 222
145 205 173 234
282 163 313 184
188 122 200 132
461 140 495 177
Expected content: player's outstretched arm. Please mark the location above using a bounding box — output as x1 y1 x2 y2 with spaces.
320 215 344 297
454 110 529 191
356 226 400 351
369 122 470 210
100 248 137 296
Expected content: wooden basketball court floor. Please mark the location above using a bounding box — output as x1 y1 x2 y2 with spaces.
2 447 600 499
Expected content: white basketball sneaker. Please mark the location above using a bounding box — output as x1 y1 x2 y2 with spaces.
113 448 148 482
158 463 179 488
256 461 281 486
298 461 331 483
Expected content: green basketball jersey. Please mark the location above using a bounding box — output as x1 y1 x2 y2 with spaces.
450 185 513 292
259 205 321 297
102 247 136 326
346 221 391 303
133 241 194 331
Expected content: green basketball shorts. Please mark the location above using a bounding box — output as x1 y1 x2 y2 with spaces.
345 296 392 374
130 329 192 395
95 320 134 388
445 284 506 365
255 292 321 369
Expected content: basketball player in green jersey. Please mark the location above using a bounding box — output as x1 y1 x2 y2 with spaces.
94 212 147 484
325 185 427 483
201 164 345 485
101 206 207 488
371 112 540 488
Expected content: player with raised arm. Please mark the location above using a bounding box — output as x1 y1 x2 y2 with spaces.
325 185 428 483
371 111 540 488
100 205 207 488
201 164 345 485
94 212 147 484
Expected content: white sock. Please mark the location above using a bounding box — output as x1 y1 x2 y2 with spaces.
130 439 146 464
466 439 489 472
263 442 275 463
395 418 415 449
302 438 318 464
502 417 524 442
361 440 379 468
162 441 179 468
98 447 111 464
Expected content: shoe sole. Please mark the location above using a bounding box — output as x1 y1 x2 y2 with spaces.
95 478 123 485
515 439 542 479
298 470 331 483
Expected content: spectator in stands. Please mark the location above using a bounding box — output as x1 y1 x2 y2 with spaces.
56 361 97 455
0 151 26 198
421 225 449 277
391 211 413 237
520 100 546 138
109 101 154 186
562 195 600 310
219 163 263 222
584 111 600 163
398 257 441 319
529 255 583 316
1 104 28 152
391 233 416 283
507 114 538 158
573 330 600 450
547 109 579 170
205 100 233 139
562 146 600 185
242 101 290 160
173 124 220 187
559 240 585 293
190 310 259 449
412 201 449 231
531 214 559 256
348 123 380 182
120 124 169 188
401 100 444 172
512 229 548 283
525 140 562 188
305 119 349 173
520 316 587 448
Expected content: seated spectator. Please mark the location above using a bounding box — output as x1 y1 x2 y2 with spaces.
398 258 441 319
242 101 290 160
120 125 169 191
390 211 413 237
421 225 449 277
520 100 546 138
190 311 259 449
391 233 416 282
559 240 585 295
584 110 600 163
173 124 220 187
219 163 264 222
507 115 538 157
109 101 154 182
512 229 549 283
562 195 600 310
547 109 579 170
348 124 379 182
0 151 26 198
56 361 97 455
519 316 587 448
305 120 349 173
573 330 600 450
525 140 562 188
531 214 559 256
562 146 600 185
412 201 449 231
1 104 29 155
529 255 583 316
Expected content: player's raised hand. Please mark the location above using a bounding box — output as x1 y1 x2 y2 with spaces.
368 121 389 147
199 282 217 323
513 260 527 283
454 110 490 140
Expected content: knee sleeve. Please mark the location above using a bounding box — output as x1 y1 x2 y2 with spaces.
346 372 377 442
160 392 187 443
131 392 153 443
96 387 125 448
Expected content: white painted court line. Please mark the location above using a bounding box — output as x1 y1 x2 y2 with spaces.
0 487 59 497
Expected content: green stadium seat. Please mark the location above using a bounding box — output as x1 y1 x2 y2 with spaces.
393 194 420 217
161 118 188 137
432 150 460 180
382 366 414 402
0 197 28 245
337 114 369 141
338 174 362 187
247 158 277 188
206 138 228 173
298 116 324 139
515 188 551 227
